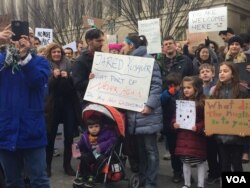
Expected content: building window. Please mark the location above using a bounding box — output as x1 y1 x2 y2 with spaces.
111 0 121 16
136 0 143 13
159 0 164 8
175 26 186 41
240 15 247 33
93 0 102 18
117 0 122 16
97 2 102 18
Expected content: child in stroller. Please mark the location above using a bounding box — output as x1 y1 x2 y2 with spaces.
73 113 118 187
73 103 140 188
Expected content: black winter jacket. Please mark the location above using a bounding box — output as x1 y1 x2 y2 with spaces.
72 49 94 104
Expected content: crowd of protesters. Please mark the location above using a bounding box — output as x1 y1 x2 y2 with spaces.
0 23 250 188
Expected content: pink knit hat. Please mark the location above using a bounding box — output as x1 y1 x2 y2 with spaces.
108 43 123 51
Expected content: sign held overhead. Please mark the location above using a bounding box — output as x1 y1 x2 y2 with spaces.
138 18 161 54
189 7 227 33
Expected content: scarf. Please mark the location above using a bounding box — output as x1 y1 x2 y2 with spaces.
50 57 71 72
225 51 247 63
0 45 36 74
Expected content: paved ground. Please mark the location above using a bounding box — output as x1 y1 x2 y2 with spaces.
49 141 250 188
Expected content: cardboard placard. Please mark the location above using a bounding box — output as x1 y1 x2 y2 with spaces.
176 100 196 130
82 16 104 29
138 18 161 54
107 34 117 44
189 7 227 33
63 41 77 52
84 52 154 112
205 99 250 135
35 28 53 45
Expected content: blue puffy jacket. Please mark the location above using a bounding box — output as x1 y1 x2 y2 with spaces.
0 53 50 151
126 46 163 135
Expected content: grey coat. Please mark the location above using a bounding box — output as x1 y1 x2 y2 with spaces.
126 46 163 135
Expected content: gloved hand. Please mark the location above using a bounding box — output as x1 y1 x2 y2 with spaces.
205 36 210 47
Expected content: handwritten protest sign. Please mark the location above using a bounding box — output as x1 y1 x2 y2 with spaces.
189 7 227 33
84 52 154 112
205 99 250 135
35 28 53 45
63 41 77 52
107 34 117 44
176 100 196 130
87 18 94 26
138 18 161 54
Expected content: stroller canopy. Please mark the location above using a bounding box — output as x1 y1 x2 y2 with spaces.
82 104 125 137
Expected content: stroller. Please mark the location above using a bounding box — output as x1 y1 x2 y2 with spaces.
72 103 140 188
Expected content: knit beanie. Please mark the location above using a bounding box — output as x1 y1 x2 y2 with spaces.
228 35 243 47
108 43 123 51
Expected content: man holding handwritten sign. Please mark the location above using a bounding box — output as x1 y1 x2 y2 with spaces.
72 28 104 107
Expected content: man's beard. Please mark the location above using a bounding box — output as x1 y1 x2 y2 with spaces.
95 47 102 52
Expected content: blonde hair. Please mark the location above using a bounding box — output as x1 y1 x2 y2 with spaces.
37 45 46 54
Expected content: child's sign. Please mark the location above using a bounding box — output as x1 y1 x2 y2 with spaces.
84 52 154 112
205 99 250 135
176 100 196 130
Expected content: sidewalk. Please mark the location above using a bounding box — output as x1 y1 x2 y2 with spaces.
49 141 250 188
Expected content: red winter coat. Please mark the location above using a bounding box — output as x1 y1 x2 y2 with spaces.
172 104 207 160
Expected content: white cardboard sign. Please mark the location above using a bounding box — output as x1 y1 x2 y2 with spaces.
138 18 161 54
176 100 196 130
84 52 154 112
63 41 77 52
189 7 227 33
35 28 53 45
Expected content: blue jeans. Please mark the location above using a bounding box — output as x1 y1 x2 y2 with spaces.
0 147 50 188
136 133 159 188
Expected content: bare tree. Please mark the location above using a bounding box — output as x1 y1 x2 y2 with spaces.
28 0 92 45
104 0 214 38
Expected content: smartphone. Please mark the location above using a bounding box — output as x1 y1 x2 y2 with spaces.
11 20 29 41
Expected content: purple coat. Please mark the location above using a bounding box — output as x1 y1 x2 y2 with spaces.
77 126 118 155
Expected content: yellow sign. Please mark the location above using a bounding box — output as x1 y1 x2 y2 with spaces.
205 99 250 135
